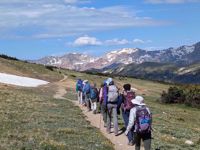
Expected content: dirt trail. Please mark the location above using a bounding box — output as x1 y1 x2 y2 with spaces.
54 76 144 150
53 75 68 99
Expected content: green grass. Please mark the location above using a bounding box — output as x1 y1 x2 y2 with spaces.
0 86 113 150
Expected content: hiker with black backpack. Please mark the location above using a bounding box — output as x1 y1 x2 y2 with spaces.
82 80 91 111
125 96 152 150
90 83 98 114
76 79 83 105
122 84 136 146
107 79 119 136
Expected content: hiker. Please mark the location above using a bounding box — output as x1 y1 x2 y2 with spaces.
107 79 119 136
101 80 108 127
76 79 83 105
125 96 152 150
98 83 104 113
82 80 91 111
122 84 136 145
90 83 98 114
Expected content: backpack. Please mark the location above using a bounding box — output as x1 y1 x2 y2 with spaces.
124 91 135 111
108 85 118 102
135 106 152 134
103 86 108 105
84 83 90 94
77 80 83 91
90 87 98 100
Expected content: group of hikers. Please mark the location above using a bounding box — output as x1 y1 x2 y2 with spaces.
76 78 152 150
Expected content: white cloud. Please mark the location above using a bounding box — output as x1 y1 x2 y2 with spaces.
64 0 90 4
145 0 199 4
133 39 145 44
105 39 130 45
64 0 78 3
71 37 151 46
73 35 102 46
0 1 167 39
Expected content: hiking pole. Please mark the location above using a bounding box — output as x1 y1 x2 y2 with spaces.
99 112 101 129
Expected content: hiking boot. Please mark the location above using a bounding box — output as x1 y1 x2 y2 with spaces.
87 109 92 112
106 130 111 134
93 110 96 114
128 140 135 146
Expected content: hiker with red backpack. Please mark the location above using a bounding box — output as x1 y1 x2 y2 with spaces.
82 80 91 111
76 79 83 105
90 83 98 114
107 79 119 136
121 84 136 145
125 96 152 150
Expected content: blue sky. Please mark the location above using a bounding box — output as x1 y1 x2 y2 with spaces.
0 0 200 59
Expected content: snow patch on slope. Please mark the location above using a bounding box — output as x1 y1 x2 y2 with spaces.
0 73 49 87
172 46 194 57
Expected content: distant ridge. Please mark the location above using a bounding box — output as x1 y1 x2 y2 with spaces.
31 42 200 84
32 42 200 71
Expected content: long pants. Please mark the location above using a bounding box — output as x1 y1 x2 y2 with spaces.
85 94 91 111
90 101 97 111
101 104 107 125
77 91 83 104
122 110 134 142
107 103 118 135
135 132 151 150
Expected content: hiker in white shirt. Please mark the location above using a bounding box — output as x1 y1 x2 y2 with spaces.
125 96 152 150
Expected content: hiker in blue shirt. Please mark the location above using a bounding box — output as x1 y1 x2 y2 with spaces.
76 79 83 105
83 80 91 111
90 83 98 114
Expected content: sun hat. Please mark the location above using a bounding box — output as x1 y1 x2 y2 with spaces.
131 96 146 106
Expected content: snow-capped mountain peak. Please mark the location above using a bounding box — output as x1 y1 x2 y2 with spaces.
106 48 138 62
33 42 199 71
118 48 138 54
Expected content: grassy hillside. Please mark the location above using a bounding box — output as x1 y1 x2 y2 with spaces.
0 57 114 150
0 57 63 82
63 70 200 150
0 78 113 150
0 57 199 149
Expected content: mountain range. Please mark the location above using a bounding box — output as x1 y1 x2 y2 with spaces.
33 42 200 84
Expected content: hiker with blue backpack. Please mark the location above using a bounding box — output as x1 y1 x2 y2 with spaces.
122 84 136 146
82 80 91 111
76 79 83 105
125 96 152 150
90 83 98 114
107 79 119 136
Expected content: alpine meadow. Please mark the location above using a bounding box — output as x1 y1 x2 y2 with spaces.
0 0 200 150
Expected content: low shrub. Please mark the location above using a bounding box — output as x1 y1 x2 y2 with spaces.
160 85 200 108
184 86 200 108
